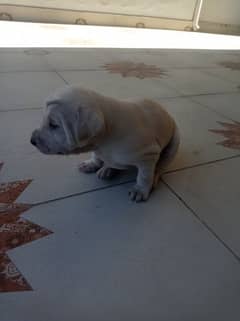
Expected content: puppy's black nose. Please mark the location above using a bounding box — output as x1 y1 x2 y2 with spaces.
30 136 37 146
31 130 39 146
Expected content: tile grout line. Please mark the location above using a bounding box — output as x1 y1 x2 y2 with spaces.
54 70 69 85
29 154 240 207
162 90 240 99
162 179 240 263
164 154 240 175
27 154 240 207
0 91 239 114
0 107 42 113
31 179 135 207
189 96 240 123
203 68 240 86
0 69 103 73
30 169 240 263
0 65 235 74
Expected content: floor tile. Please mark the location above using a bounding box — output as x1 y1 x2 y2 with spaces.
58 70 181 99
44 49 114 71
0 72 65 110
46 50 200 71
157 97 240 171
192 93 240 121
204 67 240 85
0 51 50 72
1 183 240 320
164 157 240 258
0 109 42 158
0 155 134 204
114 50 222 70
45 49 240 71
162 68 238 96
43 48 177 71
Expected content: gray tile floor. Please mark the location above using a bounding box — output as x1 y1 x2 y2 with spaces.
0 48 240 321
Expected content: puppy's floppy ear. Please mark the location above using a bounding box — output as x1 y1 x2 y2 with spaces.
77 105 105 139
46 99 61 109
46 98 76 148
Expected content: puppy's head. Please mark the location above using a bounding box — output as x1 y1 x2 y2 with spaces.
31 86 105 155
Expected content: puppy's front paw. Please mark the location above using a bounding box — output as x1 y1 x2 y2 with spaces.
97 167 116 180
78 160 102 173
129 185 150 202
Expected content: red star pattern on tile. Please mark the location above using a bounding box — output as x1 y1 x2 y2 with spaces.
102 61 166 79
209 121 240 150
0 162 53 292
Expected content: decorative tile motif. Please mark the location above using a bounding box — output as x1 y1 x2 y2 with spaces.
102 61 166 79
209 121 240 150
0 180 33 204
0 253 31 292
219 61 240 70
0 162 53 292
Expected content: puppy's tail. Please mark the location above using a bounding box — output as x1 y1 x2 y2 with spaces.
153 125 180 188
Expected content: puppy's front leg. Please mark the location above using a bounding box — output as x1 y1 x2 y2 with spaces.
78 152 103 173
129 158 158 202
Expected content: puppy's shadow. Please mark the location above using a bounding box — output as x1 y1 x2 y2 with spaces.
163 149 189 175
106 167 137 184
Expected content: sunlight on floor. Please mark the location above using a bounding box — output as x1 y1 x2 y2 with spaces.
0 21 240 49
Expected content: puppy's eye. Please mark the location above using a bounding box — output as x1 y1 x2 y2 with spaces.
49 120 59 129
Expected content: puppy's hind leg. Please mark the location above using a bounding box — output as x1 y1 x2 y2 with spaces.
153 126 180 187
78 152 103 173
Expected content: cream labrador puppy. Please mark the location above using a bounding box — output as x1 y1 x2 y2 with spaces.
31 86 179 202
